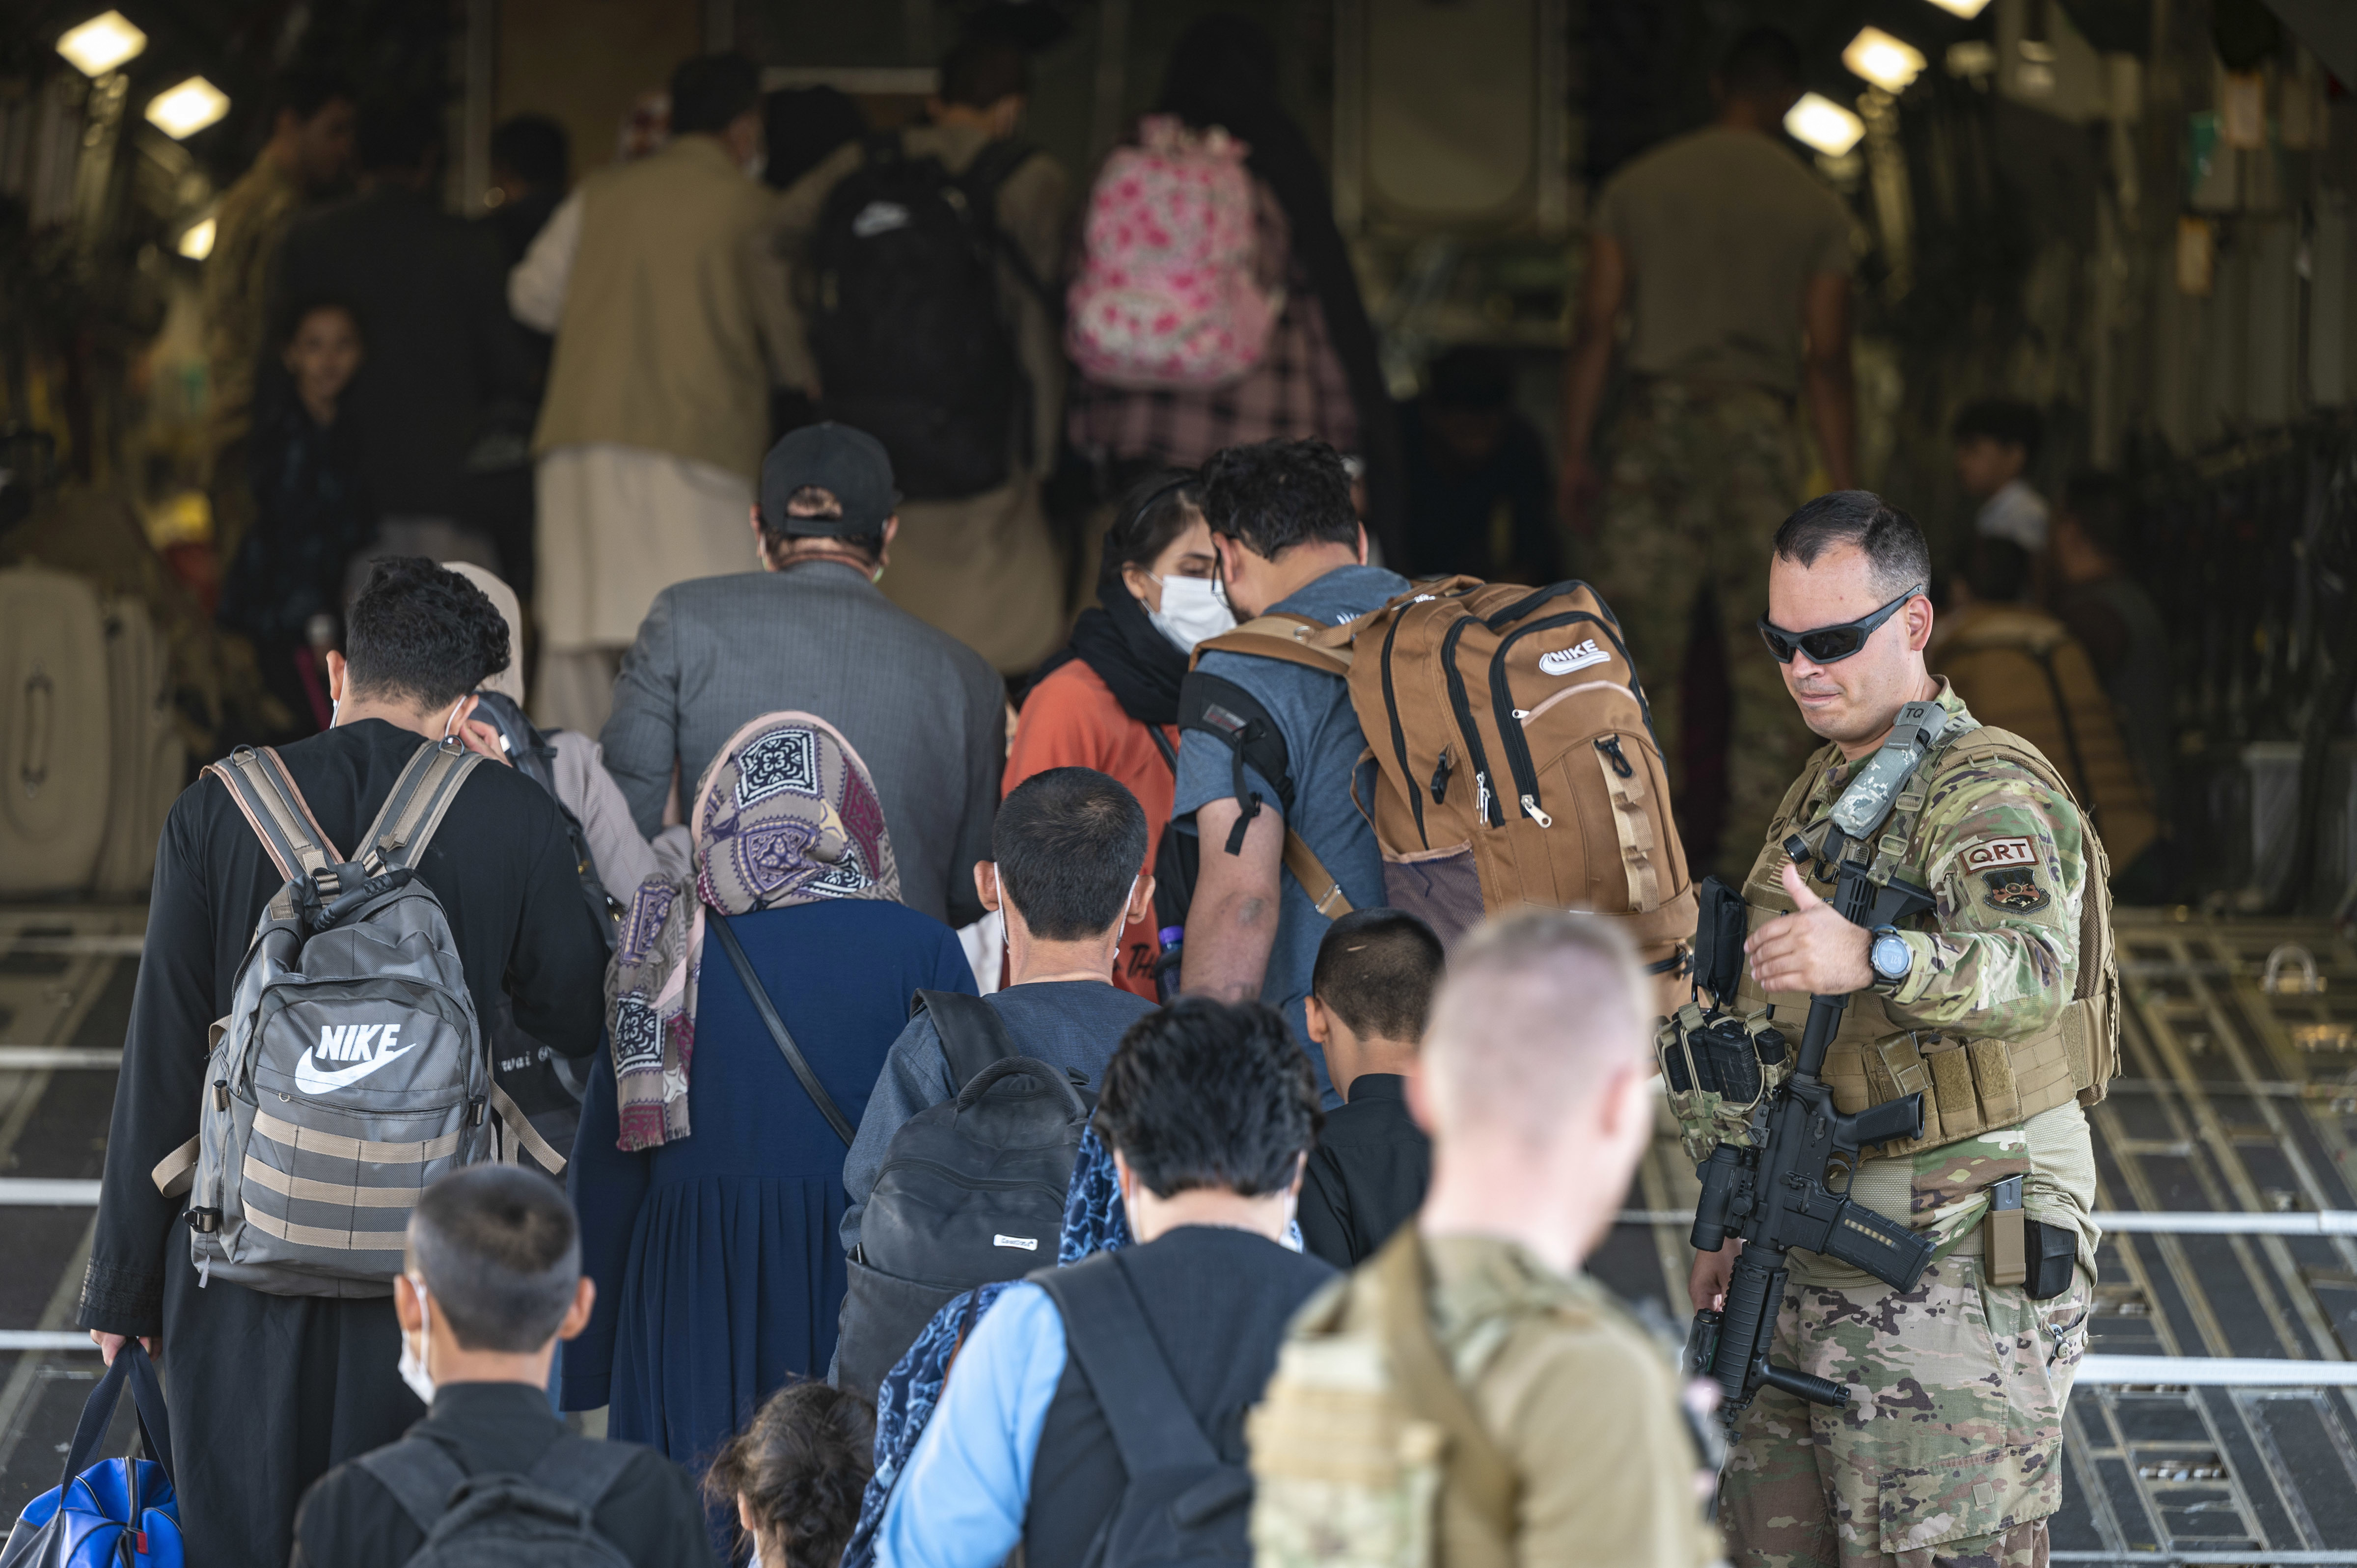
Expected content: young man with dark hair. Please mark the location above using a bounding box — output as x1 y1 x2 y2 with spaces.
603 424 1006 927
291 1167 713 1568
874 997 1334 1568
839 766 1158 1253
1954 396 2050 552
768 33 1070 675
1178 437 1408 1101
203 64 357 563
273 96 534 574
1565 22 1853 875
2051 470 2170 822
514 51 797 734
80 559 609 1568
1295 908 1444 1267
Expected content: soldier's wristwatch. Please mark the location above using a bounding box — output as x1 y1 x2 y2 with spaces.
1867 925 1912 991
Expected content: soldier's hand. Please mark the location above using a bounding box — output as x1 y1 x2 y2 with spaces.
1744 863 1873 996
1690 1242 1739 1313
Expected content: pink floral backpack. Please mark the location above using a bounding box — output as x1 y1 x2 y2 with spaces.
1065 115 1281 390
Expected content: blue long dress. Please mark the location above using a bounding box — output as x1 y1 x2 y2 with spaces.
562 899 977 1471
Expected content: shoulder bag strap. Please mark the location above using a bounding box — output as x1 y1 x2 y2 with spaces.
205 745 343 883
914 989 1021 1089
712 912 856 1146
1372 1230 1518 1540
525 1433 642 1515
356 1437 472 1536
1035 1255 1222 1475
358 739 483 874
1192 614 1355 678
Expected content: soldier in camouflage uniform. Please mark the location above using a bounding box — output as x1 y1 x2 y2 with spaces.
1698 491 2103 1568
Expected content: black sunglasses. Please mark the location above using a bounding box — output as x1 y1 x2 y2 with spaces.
1757 584 1925 665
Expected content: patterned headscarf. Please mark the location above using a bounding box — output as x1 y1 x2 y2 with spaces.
605 712 900 1151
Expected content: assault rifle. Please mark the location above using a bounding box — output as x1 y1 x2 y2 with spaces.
1687 699 1960 1422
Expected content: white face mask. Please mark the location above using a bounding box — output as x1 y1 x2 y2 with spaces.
1148 573 1235 654
398 1273 436 1405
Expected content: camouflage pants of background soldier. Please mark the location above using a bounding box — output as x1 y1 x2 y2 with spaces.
1720 1176 2093 1568
1591 380 1821 881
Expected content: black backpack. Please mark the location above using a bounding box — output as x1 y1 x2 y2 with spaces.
356 1433 638 1568
834 990 1093 1397
1034 1252 1255 1568
466 690 624 1173
805 132 1041 501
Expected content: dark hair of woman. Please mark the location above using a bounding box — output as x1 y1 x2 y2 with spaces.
1025 467 1206 727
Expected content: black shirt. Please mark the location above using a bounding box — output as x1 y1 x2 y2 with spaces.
79 718 609 1335
1295 1074 1432 1268
290 1382 716 1568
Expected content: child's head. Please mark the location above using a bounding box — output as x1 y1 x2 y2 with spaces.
282 300 363 419
980 768 1152 950
1305 908 1445 1096
1950 399 2041 499
705 1379 876 1568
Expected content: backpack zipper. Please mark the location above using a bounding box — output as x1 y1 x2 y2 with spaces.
1378 610 1428 847
874 1158 1069 1205
1440 613 1503 826
1486 612 1634 824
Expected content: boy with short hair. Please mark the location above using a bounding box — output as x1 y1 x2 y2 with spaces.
1952 397 2049 553
291 1166 713 1568
1296 908 1444 1267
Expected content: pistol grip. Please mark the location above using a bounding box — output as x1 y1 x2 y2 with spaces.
1844 1091 1926 1151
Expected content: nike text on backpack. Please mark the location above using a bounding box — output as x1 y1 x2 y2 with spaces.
354 1433 639 1568
833 991 1094 1398
1176 576 1698 973
1032 1252 1258 1568
805 132 1046 500
1065 115 1280 391
1 1342 183 1568
148 740 527 1295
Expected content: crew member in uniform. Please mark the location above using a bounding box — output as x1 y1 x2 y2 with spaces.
1692 490 2113 1568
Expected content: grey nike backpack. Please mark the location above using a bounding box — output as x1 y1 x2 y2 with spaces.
151 740 498 1295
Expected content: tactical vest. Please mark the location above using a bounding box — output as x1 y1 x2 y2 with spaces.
1728 723 2119 1160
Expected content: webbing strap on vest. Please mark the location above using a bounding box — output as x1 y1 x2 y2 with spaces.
1372 1231 1516 1542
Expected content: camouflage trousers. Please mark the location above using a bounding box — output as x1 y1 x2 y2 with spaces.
1591 381 1820 880
1720 1253 2093 1568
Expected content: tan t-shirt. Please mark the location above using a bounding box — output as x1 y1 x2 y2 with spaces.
1591 126 1853 394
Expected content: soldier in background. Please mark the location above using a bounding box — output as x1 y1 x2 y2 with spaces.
1700 491 2103 1568
202 67 356 566
1561 27 1855 878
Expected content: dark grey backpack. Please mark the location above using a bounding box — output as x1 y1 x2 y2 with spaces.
834 990 1093 1397
356 1433 637 1568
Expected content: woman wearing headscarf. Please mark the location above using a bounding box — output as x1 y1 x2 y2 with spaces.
1065 12 1406 564
1003 469 1230 999
563 711 977 1487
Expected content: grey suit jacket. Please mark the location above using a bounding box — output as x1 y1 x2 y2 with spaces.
601 563 1005 925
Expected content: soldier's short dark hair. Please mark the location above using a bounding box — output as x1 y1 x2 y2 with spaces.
670 53 761 137
1201 439 1359 559
2062 470 2130 560
993 768 1150 941
344 557 512 711
1952 398 2045 466
1774 491 1932 599
408 1166 579 1353
1096 999 1321 1199
1720 27 1802 100
1313 909 1446 1043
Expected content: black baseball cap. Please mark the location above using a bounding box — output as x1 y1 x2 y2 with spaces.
758 423 899 537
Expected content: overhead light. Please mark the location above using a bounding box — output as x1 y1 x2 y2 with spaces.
177 217 215 261
1844 27 1928 93
57 10 147 76
1921 0 1992 16
145 78 229 140
1784 93 1865 157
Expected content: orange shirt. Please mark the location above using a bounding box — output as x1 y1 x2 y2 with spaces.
1005 658 1178 1001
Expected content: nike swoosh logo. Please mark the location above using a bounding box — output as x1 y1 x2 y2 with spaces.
293 1043 418 1096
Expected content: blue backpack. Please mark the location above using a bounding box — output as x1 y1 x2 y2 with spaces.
0 1343 181 1568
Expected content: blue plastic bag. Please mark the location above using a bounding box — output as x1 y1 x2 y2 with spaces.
0 1342 181 1568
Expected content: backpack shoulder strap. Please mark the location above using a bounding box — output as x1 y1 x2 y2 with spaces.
356 1437 471 1537
1371 1230 1517 1540
1035 1253 1222 1475
1194 614 1355 678
524 1433 641 1516
913 989 1019 1088
206 745 343 882
358 739 484 874
1176 667 1354 919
